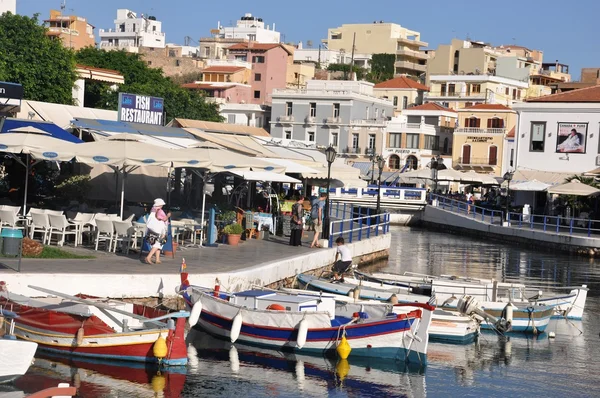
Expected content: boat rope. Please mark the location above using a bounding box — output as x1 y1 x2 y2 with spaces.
527 306 538 335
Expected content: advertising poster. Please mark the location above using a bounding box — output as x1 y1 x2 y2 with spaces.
556 122 587 153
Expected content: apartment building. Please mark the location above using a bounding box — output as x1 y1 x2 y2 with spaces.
383 103 456 170
44 9 96 50
293 45 372 69
219 103 270 130
99 9 165 52
321 21 428 77
227 42 292 105
218 13 280 43
452 103 516 176
373 76 429 116
0 0 15 14
270 80 394 156
139 45 204 78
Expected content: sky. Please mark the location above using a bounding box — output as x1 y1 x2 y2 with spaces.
14 0 600 80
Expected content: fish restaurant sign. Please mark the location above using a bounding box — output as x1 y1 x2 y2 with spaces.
118 93 164 126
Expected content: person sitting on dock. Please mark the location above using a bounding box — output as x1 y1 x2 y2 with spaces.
331 237 352 282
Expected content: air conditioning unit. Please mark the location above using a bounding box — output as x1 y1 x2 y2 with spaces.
595 155 600 166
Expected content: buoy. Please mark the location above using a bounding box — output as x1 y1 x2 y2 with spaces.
266 303 286 311
504 304 514 325
229 345 240 373
214 284 220 298
549 331 556 339
336 359 350 380
296 319 308 349
151 373 166 392
336 335 351 359
230 312 243 343
76 327 84 346
153 335 168 360
188 301 203 327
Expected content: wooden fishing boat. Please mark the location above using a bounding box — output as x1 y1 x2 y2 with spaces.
0 285 189 366
0 309 38 384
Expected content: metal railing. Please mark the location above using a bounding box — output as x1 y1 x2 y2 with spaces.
507 212 600 237
430 194 503 224
327 204 391 248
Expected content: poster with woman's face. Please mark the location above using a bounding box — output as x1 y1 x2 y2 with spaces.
556 123 588 153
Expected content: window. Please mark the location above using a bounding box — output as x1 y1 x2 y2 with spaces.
487 118 504 128
406 133 419 149
375 108 379 119
402 96 408 109
512 89 517 100
169 50 177 57
530 122 546 152
255 73 262 81
389 155 400 169
443 137 449 154
307 131 315 142
147 61 152 66
253 55 265 63
331 132 338 147
448 84 456 95
505 87 510 96
309 102 317 117
440 84 447 95
368 134 376 150
389 133 401 148
254 90 261 99
489 145 498 165
472 84 481 94
352 134 359 149
424 135 439 150
331 33 342 40
175 60 181 67
227 115 235 124
285 102 293 116
393 96 398 106
462 144 471 164
465 117 480 128
285 130 292 139
333 103 340 117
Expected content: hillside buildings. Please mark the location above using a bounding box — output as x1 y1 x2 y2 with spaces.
373 76 429 116
99 9 166 52
44 9 96 50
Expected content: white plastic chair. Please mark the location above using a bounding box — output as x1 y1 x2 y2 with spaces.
0 205 21 216
30 212 51 244
113 220 133 254
48 214 78 247
69 213 95 245
94 218 114 251
0 209 26 231
45 210 64 216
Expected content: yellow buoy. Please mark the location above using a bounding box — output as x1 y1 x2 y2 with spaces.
336 359 350 381
153 335 168 360
336 335 351 359
151 373 166 392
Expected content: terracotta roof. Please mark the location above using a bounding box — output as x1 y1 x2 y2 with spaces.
462 103 513 111
374 76 429 91
507 127 515 138
525 85 600 103
181 83 234 90
227 42 293 55
405 103 456 113
201 66 247 73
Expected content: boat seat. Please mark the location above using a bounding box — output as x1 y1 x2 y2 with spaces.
330 316 353 327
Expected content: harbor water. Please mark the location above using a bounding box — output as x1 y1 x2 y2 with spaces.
11 226 600 397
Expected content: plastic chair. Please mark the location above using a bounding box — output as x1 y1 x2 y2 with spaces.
45 210 64 216
0 205 21 217
0 209 25 230
69 213 95 245
30 212 51 244
94 218 114 251
113 220 133 254
48 214 78 247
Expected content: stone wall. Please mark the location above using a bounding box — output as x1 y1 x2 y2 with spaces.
139 47 204 77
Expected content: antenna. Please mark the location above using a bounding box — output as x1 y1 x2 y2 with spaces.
61 0 66 11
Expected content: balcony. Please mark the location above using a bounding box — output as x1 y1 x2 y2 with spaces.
396 49 428 60
324 116 342 125
388 122 438 134
278 115 294 125
397 37 428 48
394 61 427 73
350 119 388 127
424 91 486 101
454 157 498 166
364 147 376 155
304 115 316 124
455 127 506 135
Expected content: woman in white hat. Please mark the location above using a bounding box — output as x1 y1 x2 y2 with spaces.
144 198 171 264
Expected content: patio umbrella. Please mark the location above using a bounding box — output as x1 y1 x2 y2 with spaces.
546 180 600 196
510 179 551 192
0 128 80 215
461 171 500 185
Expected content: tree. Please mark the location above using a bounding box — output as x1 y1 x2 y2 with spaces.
75 47 223 122
0 13 77 104
326 63 367 80
367 54 395 83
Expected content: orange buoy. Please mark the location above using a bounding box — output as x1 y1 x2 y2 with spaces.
266 304 286 311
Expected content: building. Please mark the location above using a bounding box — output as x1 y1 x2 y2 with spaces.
44 9 96 50
0 0 15 14
201 60 252 84
227 42 293 105
216 13 280 43
452 103 516 176
72 65 124 107
270 80 394 156
373 76 429 115
181 81 252 105
286 62 315 89
99 9 165 52
138 45 204 77
548 67 599 94
321 22 428 77
383 103 456 171
293 45 371 69
219 103 270 130
425 74 529 110
198 37 246 60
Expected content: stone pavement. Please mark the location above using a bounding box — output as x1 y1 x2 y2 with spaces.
0 232 325 275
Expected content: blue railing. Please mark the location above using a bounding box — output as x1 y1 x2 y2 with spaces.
430 193 504 225
331 186 427 203
507 212 600 237
327 204 391 248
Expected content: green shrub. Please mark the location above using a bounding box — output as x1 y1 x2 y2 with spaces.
223 223 243 235
55 175 91 201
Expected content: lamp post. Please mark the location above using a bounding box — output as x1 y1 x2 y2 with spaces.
430 155 444 196
369 151 376 185
376 155 386 214
323 145 337 240
503 171 514 224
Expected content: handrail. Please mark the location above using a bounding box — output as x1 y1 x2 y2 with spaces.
430 193 503 225
507 211 600 237
327 205 390 248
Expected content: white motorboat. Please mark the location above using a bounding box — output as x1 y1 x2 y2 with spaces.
0 309 38 384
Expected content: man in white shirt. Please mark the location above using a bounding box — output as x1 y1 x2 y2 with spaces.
332 237 352 281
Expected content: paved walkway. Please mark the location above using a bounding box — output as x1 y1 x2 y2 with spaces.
0 232 324 275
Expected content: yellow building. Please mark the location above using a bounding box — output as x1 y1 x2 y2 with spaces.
201 65 251 84
286 62 316 89
452 104 516 176
373 76 429 116
321 22 428 77
45 9 95 50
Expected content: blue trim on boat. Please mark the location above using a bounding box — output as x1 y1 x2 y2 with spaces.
429 332 478 345
36 346 188 366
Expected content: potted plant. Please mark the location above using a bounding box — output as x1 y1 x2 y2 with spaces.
223 223 244 246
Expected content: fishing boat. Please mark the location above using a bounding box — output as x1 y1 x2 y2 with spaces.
354 270 588 320
0 309 38 384
0 284 189 366
180 282 433 363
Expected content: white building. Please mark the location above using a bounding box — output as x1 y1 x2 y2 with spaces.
99 9 165 52
217 13 280 43
220 103 269 129
293 44 371 69
0 0 15 14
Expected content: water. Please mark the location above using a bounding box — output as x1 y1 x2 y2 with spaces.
12 226 600 397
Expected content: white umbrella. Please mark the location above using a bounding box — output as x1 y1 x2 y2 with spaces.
461 170 500 185
510 179 551 192
546 180 600 196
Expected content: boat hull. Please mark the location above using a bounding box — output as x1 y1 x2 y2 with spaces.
0 338 38 384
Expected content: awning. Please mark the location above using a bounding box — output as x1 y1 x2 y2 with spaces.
509 169 575 186
1 118 81 143
182 127 259 156
229 170 301 183
259 158 320 174
509 179 551 192
17 100 118 129
547 180 600 196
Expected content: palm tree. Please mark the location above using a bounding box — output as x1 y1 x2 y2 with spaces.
565 174 599 188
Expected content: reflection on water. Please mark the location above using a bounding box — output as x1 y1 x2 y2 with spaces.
13 226 600 397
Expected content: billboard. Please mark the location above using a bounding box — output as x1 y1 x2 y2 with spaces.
556 122 587 153
118 93 164 126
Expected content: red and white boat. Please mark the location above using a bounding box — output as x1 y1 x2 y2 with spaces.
0 283 189 366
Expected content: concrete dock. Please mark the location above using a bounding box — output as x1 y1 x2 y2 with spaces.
0 233 391 298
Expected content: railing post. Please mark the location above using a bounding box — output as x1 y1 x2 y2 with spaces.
358 216 363 241
375 215 380 236
329 222 334 247
343 202 347 219
588 219 592 237
519 213 522 228
569 218 574 235
556 216 560 233
387 213 391 233
530 214 534 230
543 216 547 232
366 213 371 238
349 217 353 243
482 208 485 222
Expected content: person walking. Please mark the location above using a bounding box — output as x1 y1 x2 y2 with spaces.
144 198 171 264
310 192 326 248
289 196 304 246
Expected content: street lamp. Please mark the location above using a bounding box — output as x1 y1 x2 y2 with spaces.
323 145 337 239
430 155 444 196
503 171 514 224
369 151 376 185
376 155 386 214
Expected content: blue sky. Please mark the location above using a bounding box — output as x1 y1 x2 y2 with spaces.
16 0 600 80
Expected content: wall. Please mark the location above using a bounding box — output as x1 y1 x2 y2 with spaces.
286 63 316 89
139 47 204 77
581 68 600 84
325 23 399 54
496 57 530 82
251 47 289 104
457 48 487 74
373 88 422 115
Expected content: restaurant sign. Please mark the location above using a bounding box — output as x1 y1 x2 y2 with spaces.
118 93 164 126
466 136 493 143
0 81 24 100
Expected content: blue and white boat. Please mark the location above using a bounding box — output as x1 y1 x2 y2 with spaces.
0 309 38 384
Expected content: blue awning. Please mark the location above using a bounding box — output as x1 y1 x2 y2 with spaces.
72 118 196 139
1 118 82 143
